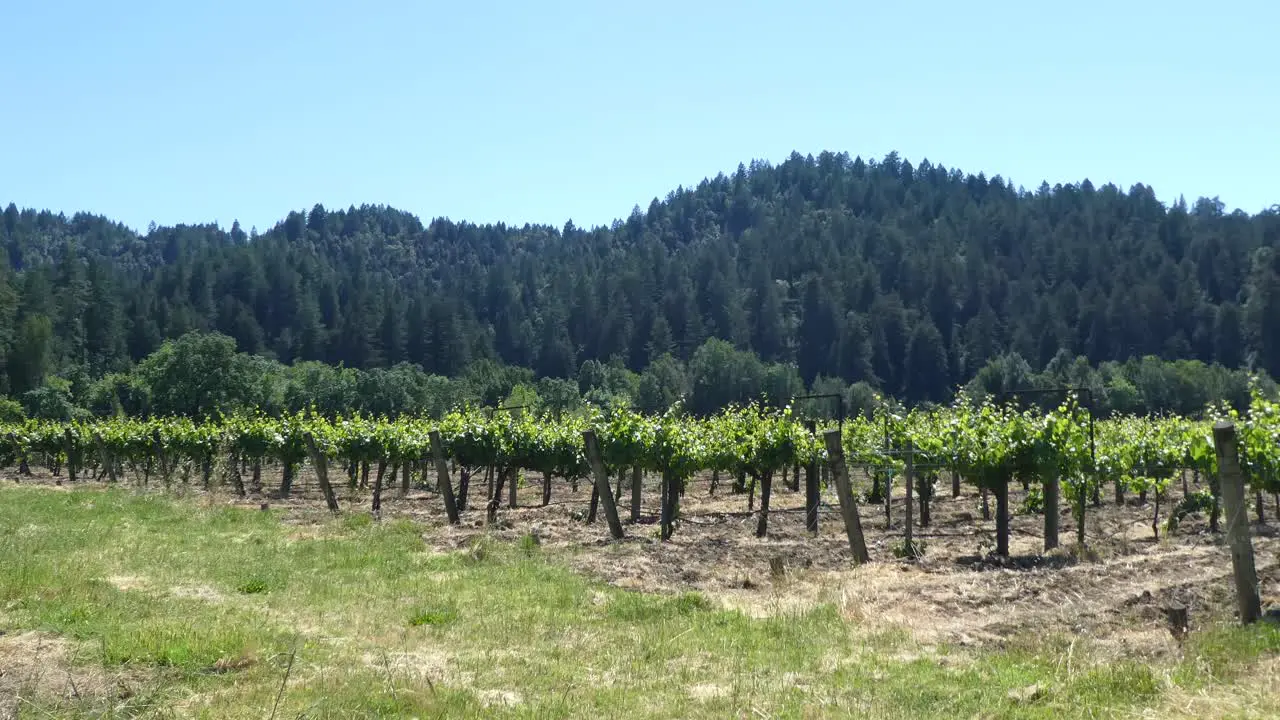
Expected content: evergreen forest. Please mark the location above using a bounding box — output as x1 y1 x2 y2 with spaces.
3 151 1279 420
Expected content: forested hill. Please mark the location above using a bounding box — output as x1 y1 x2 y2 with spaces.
3 151 1280 407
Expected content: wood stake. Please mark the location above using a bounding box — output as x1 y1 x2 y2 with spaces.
995 472 1010 557
903 440 916 557
509 467 518 508
581 431 625 539
1213 422 1262 624
806 457 820 533
823 430 870 564
1044 468 1059 552
428 432 460 525
304 436 340 514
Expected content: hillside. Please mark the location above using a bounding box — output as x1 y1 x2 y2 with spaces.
3 151 1279 409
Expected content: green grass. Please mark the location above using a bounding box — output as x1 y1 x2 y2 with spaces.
1 484 1277 719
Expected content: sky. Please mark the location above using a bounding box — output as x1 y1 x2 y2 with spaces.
2 0 1277 234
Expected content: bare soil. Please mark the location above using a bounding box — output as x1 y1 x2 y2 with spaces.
8 464 1280 658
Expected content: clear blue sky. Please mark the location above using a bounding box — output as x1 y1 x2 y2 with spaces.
3 0 1277 234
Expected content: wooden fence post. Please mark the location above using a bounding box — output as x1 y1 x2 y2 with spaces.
1213 422 1262 624
428 431 460 525
823 430 870 564
581 431 625 540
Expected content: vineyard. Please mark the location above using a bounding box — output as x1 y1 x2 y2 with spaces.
5 389 1280 561
5 390 1280 716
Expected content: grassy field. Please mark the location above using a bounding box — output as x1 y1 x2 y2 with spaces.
1 484 1278 719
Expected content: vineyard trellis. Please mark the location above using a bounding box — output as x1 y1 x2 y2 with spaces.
4 389 1280 560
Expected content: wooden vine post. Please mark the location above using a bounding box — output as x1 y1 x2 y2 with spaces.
995 469 1011 557
823 429 871 564
903 440 917 557
805 420 819 533
1076 474 1087 546
580 430 625 540
428 431 460 525
1212 422 1262 624
304 434 340 514
659 470 675 540
1044 467 1060 552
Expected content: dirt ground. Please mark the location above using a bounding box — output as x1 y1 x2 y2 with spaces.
8 463 1280 660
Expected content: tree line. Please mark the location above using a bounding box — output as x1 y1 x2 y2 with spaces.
2 330 1265 424
2 150 1278 414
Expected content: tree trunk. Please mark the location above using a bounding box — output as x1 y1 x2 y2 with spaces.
279 461 295 498
542 472 552 507
884 470 892 527
918 473 932 528
660 470 677 540
755 470 773 538
1209 473 1221 533
400 462 411 498
371 459 385 519
457 469 471 511
1151 487 1161 539
630 466 642 523
228 454 245 497
587 483 599 524
1077 478 1087 546
488 467 508 525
